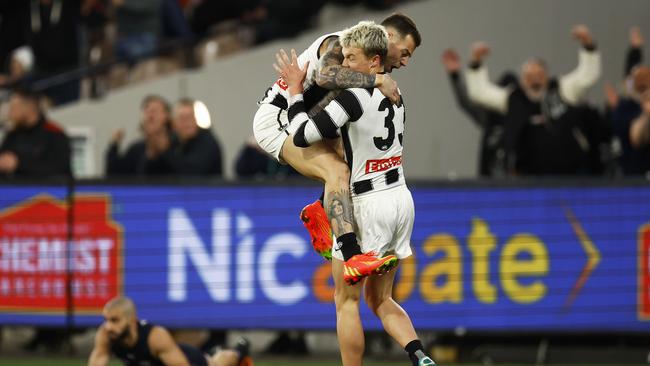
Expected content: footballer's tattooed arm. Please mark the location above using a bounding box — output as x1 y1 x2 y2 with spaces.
315 37 376 90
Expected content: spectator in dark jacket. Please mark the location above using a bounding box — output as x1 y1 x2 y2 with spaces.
441 48 516 177
466 25 601 176
602 27 644 176
105 94 172 176
604 27 644 114
113 0 161 62
611 67 650 176
235 136 299 179
0 2 29 76
28 0 82 105
0 88 70 178
146 98 223 176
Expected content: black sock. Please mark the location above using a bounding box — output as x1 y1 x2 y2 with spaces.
337 232 362 261
405 339 428 365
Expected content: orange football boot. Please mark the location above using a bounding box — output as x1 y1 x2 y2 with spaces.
343 252 398 285
300 200 333 260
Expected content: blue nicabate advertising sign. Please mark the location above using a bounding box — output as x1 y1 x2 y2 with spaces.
1 183 649 331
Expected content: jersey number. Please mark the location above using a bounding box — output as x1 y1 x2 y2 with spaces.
373 98 403 151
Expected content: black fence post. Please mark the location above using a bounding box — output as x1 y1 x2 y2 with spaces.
65 175 76 354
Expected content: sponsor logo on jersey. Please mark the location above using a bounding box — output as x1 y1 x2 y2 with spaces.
365 156 402 174
276 78 289 91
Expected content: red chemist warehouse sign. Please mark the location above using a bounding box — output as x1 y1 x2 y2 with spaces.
0 194 123 314
639 223 650 320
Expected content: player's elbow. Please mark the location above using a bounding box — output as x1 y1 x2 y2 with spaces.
315 67 337 89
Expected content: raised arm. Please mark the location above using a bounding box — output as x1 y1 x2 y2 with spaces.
315 36 399 104
441 48 484 125
87 327 111 366
625 27 644 78
559 25 601 105
149 326 191 366
465 42 509 114
630 92 650 149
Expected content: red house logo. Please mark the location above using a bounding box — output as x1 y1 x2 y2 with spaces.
0 194 123 314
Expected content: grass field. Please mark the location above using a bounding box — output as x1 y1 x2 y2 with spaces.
0 359 646 366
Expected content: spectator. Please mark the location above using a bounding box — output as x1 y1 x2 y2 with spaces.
610 67 650 176
161 0 193 42
0 88 71 178
0 2 29 76
441 48 516 177
625 27 644 81
145 98 223 176
188 1 261 37
8 47 35 83
81 0 111 98
600 27 646 176
466 25 602 176
604 27 645 112
28 0 82 105
252 0 326 44
105 94 172 176
630 90 650 151
0 46 35 102
113 0 162 62
234 136 300 179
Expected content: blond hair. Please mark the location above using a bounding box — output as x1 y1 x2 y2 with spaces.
340 21 388 64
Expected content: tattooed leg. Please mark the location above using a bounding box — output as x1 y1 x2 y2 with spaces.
326 188 355 238
325 183 361 261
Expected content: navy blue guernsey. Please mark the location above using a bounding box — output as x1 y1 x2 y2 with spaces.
110 321 207 366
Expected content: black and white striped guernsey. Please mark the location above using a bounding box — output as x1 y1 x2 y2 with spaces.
289 86 407 194
258 32 343 112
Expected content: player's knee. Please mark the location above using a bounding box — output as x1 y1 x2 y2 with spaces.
325 159 350 185
334 289 361 311
364 291 391 316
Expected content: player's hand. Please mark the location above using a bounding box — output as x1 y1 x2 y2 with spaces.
111 128 125 144
604 82 620 109
378 74 400 104
604 82 619 109
470 42 490 64
0 152 18 174
274 49 309 96
630 27 644 49
572 24 594 48
441 49 461 73
642 91 650 117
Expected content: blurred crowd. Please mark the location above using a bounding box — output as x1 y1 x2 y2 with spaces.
2 24 649 183
441 26 650 178
0 0 411 185
0 0 405 107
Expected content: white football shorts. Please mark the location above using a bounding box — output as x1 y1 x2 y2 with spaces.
253 103 295 163
332 185 414 261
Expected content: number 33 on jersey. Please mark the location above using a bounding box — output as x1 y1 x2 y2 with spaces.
289 87 406 186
